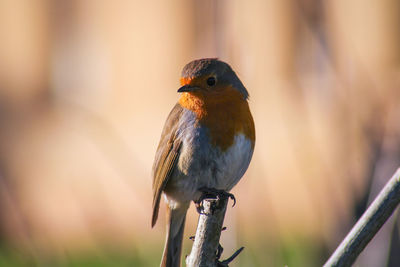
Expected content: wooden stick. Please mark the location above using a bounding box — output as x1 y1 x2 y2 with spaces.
186 197 228 267
324 168 400 267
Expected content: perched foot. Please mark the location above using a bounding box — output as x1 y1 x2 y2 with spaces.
194 187 236 214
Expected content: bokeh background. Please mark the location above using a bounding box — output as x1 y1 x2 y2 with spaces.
1 0 400 266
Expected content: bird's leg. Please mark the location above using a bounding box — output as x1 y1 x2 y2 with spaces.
194 187 236 214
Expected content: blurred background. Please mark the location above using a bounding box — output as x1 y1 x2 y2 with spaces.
1 0 400 266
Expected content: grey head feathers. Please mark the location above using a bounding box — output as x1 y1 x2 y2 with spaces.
181 58 249 99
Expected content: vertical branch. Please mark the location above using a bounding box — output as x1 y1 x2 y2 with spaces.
324 168 400 267
186 197 228 267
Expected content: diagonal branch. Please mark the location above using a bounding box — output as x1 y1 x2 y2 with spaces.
324 168 400 267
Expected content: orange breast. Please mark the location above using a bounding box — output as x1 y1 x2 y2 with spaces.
179 87 255 151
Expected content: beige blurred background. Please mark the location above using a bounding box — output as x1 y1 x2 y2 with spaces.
1 0 400 266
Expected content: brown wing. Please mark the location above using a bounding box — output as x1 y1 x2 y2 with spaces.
151 104 184 227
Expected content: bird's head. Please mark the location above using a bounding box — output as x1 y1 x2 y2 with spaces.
178 58 249 101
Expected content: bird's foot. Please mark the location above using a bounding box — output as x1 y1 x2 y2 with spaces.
194 187 236 214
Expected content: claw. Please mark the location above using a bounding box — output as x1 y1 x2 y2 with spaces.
195 202 206 214
227 193 236 207
195 187 237 211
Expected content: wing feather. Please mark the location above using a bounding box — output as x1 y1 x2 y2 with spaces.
151 104 184 227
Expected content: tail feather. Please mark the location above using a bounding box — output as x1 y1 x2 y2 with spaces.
161 205 187 267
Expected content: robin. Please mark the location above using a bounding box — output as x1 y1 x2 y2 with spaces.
151 58 255 267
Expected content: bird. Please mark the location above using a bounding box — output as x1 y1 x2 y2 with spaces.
151 58 255 267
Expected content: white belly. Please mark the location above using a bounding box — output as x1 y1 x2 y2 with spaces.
165 133 254 205
208 134 253 190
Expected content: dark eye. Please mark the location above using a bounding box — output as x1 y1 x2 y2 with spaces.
206 77 216 86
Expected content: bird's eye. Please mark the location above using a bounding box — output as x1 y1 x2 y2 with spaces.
206 77 216 86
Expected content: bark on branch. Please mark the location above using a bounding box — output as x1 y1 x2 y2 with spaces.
186 196 242 267
324 168 400 267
